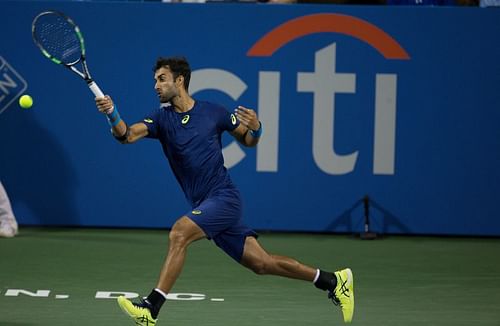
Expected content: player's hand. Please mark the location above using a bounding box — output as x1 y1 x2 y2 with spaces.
235 106 260 131
95 95 115 115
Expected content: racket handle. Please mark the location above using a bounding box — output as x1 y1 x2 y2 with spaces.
88 81 105 98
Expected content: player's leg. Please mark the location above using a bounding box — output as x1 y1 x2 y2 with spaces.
0 182 18 238
240 236 354 323
156 216 206 292
118 216 205 325
240 236 316 280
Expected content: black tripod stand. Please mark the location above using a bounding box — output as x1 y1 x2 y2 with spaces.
361 195 377 240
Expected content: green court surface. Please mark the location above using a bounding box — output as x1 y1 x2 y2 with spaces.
1 228 499 325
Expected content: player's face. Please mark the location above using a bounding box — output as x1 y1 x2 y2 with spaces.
154 67 179 103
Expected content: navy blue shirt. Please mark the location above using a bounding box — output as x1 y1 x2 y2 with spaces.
142 100 240 207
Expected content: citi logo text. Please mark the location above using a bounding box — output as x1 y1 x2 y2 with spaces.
191 14 410 175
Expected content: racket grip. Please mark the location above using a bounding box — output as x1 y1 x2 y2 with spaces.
88 81 105 98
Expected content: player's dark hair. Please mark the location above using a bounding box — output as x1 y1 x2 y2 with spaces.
154 56 191 91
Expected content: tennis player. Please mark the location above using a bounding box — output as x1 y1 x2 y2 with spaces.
95 56 354 325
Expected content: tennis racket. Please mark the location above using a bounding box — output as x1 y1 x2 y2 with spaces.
32 10 104 98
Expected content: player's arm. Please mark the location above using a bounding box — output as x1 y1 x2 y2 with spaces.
230 105 262 148
95 95 148 144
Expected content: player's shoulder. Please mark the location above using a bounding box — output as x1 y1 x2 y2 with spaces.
143 105 171 123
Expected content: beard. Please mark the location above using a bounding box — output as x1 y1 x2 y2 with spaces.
159 96 171 103
159 90 176 104
159 94 171 103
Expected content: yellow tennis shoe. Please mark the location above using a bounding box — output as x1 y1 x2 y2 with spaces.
117 296 157 326
329 268 354 323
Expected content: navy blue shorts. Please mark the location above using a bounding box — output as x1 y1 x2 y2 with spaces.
186 189 257 262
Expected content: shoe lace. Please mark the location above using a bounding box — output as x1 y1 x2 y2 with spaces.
137 315 151 325
328 290 340 306
328 274 349 306
133 300 155 325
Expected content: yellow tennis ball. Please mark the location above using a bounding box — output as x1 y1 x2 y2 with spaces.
19 95 33 109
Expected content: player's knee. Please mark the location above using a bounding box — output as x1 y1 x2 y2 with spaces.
169 218 200 248
168 229 189 248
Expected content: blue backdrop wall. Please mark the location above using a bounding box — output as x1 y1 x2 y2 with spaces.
1 1 499 236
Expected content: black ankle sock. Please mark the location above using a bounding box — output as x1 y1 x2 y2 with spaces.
314 270 337 291
145 289 166 319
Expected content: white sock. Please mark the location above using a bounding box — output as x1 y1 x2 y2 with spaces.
312 269 320 284
154 288 168 300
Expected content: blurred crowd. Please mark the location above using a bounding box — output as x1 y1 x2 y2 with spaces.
158 0 500 6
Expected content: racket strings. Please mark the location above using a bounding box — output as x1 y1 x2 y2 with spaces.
34 14 82 65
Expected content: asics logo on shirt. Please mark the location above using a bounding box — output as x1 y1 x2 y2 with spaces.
143 118 153 123
182 115 190 124
231 114 237 125
192 210 202 215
